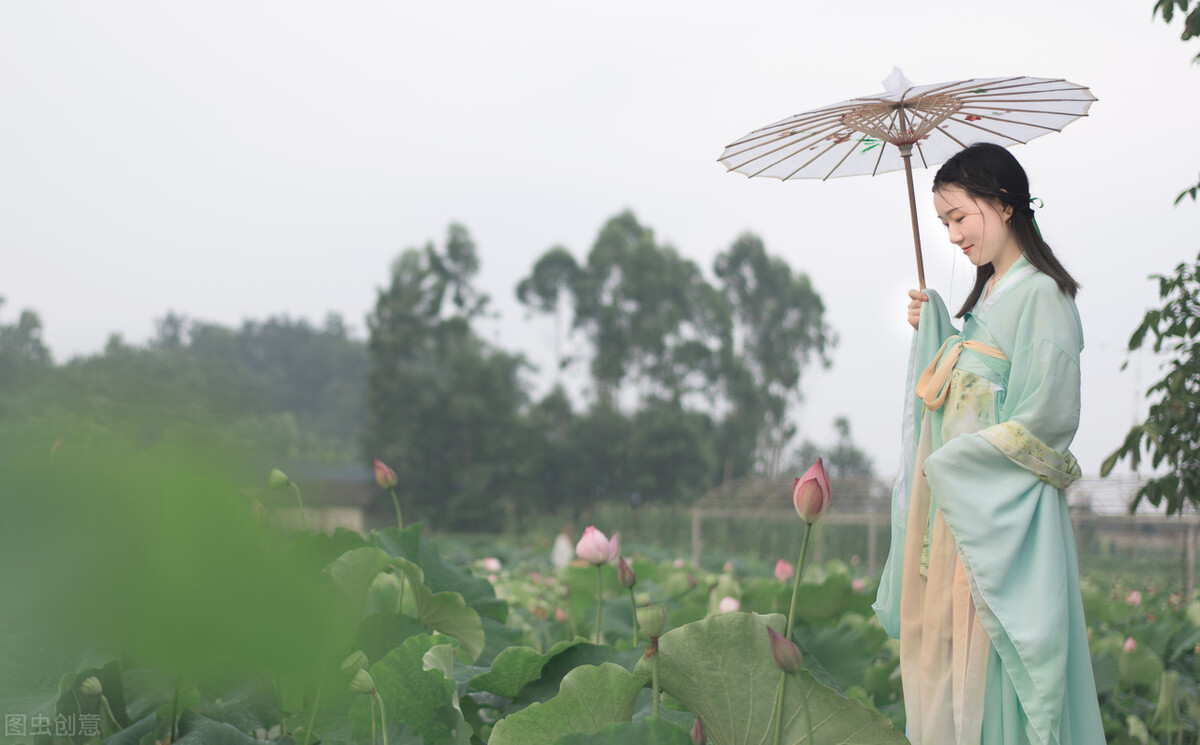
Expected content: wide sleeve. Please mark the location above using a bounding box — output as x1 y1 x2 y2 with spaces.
872 290 957 637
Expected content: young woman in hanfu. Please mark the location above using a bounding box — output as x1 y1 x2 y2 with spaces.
872 143 1104 744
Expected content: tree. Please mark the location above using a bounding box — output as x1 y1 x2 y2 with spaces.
713 233 834 479
1101 2 1200 513
0 298 52 389
793 417 875 480
365 224 530 529
519 211 728 407
1102 253 1200 514
1154 0 1200 201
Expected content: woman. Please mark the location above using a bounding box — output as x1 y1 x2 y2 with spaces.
872 143 1104 744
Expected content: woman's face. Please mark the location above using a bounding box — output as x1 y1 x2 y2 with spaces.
933 184 1019 271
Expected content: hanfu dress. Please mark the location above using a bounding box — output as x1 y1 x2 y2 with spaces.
873 256 1105 744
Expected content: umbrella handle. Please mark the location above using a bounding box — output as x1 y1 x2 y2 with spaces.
900 145 926 290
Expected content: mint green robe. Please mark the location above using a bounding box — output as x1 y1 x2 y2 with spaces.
873 257 1104 744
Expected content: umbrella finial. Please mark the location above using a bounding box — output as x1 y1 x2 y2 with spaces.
881 66 914 93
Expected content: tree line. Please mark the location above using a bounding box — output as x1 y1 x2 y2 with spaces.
0 211 873 530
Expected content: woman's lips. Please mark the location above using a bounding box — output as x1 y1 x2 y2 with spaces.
962 245 973 254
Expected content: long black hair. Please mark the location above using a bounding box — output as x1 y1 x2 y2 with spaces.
933 142 1079 317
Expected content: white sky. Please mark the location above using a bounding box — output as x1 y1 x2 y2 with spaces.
2 1 1197 479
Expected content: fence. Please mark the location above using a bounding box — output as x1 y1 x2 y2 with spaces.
682 473 1200 595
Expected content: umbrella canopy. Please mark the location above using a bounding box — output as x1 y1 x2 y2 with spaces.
719 70 1096 288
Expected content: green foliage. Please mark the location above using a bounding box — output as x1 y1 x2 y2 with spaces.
1154 0 1200 60
1102 252 1200 514
637 612 907 744
487 663 648 745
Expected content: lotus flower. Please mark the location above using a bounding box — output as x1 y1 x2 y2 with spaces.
691 718 706 745
1124 636 1138 653
576 526 619 565
717 596 740 614
374 458 398 489
792 458 832 523
774 559 794 583
481 557 502 573
1126 590 1143 606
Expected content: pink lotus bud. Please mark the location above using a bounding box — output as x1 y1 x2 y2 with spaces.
767 626 804 674
555 607 568 623
792 458 832 523
774 559 794 583
576 526 619 565
1126 590 1142 606
673 558 685 568
618 557 637 589
717 596 740 614
723 561 734 573
481 557 502 573
1124 636 1137 653
374 458 398 490
851 577 867 592
691 717 706 744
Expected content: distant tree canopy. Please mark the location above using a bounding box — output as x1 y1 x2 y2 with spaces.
7 211 864 531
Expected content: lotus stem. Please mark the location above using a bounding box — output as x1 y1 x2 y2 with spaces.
629 588 639 648
376 693 389 745
786 522 814 639
290 482 309 532
771 670 786 745
388 487 402 529
651 639 661 717
594 565 603 644
370 693 377 745
300 682 321 745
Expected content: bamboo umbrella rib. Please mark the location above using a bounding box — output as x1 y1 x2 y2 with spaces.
723 120 847 173
945 117 1029 144
817 137 866 180
869 140 888 177
958 112 1066 134
957 105 1093 119
933 124 971 151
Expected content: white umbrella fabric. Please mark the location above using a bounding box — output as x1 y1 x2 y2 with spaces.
718 69 1097 288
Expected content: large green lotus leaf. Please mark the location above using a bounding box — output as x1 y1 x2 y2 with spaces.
518 644 643 705
469 640 583 698
394 557 485 663
554 717 695 744
350 635 470 745
328 546 392 625
639 612 908 745
790 574 873 623
488 663 648 745
740 579 792 617
174 711 262 744
356 612 430 664
477 615 528 668
375 526 508 622
792 620 885 692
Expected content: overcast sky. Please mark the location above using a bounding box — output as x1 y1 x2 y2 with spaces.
2 1 1197 480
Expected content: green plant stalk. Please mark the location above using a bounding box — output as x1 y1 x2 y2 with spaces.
376 693 389 745
785 522 814 638
770 670 786 745
370 693 377 745
651 642 661 717
628 588 639 648
301 682 321 745
99 694 121 734
290 482 309 532
771 520 814 744
595 565 603 644
388 487 402 529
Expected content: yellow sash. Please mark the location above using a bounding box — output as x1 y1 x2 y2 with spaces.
915 337 1007 411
